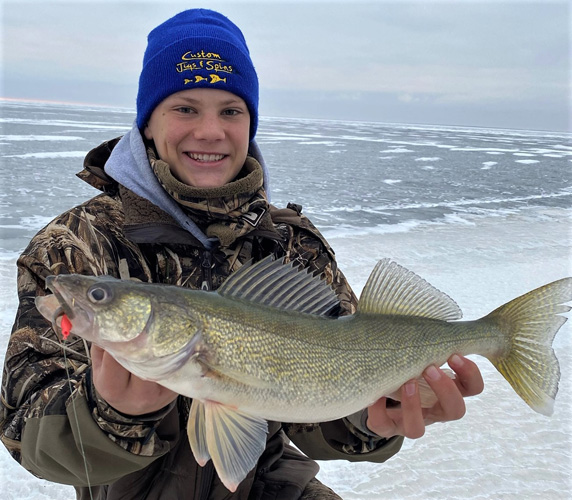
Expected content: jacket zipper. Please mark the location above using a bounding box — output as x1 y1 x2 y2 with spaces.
201 250 213 291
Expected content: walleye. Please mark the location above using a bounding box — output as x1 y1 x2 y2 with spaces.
35 257 571 491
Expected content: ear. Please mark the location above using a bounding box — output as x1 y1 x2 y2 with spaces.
143 123 153 140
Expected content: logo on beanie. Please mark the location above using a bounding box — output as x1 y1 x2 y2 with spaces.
176 50 234 77
184 75 227 85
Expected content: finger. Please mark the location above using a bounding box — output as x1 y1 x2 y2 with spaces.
91 346 131 398
423 365 466 422
448 354 484 397
399 379 425 439
102 351 131 389
90 343 104 371
366 398 399 438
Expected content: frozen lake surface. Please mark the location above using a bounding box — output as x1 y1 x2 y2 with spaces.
1 101 570 499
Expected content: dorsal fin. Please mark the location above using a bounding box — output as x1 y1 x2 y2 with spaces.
357 259 462 320
217 256 339 316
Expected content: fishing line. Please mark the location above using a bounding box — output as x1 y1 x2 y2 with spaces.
61 332 95 500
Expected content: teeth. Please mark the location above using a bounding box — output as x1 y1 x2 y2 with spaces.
188 153 225 162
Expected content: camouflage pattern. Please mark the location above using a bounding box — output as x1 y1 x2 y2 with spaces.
0 139 403 499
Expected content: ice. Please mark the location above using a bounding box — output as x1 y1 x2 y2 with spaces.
481 161 498 169
315 207 571 499
0 105 570 498
532 148 572 156
0 135 84 141
319 189 572 216
300 141 344 146
0 117 131 131
3 151 87 159
515 159 540 164
380 148 415 153
451 147 518 153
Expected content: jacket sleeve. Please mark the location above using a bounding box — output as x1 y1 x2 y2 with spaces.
0 214 174 486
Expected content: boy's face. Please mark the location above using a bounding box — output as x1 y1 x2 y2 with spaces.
144 88 250 188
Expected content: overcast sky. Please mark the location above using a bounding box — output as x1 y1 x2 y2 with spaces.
1 0 570 131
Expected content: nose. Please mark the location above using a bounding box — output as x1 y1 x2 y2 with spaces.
193 113 225 141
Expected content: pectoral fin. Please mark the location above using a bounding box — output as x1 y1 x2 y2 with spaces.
188 399 268 492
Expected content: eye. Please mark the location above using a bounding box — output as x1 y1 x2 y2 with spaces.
222 108 242 116
87 285 112 304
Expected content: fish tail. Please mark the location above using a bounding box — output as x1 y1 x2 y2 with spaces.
485 277 571 416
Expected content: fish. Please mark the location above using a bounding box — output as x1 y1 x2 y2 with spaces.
184 76 209 85
35 257 572 491
209 74 227 84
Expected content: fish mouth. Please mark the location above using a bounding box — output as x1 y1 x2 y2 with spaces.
46 276 77 319
36 275 95 338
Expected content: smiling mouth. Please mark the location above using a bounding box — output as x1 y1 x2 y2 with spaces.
186 152 226 162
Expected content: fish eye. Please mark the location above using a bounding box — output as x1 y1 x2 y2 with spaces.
87 285 112 304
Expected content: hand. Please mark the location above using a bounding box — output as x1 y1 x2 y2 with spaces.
90 344 179 416
366 354 484 439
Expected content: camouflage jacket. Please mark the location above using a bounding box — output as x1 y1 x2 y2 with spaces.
0 138 403 500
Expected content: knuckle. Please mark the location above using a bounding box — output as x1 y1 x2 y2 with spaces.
367 420 392 436
406 426 425 439
451 404 466 421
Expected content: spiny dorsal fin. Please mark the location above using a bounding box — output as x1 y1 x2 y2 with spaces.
217 256 339 316
357 259 462 320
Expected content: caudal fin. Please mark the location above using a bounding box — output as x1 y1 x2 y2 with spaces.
485 278 572 416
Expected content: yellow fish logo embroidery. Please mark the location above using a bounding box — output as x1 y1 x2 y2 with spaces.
184 76 209 85
210 74 227 84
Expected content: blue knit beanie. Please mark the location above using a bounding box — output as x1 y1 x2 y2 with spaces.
136 9 259 140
